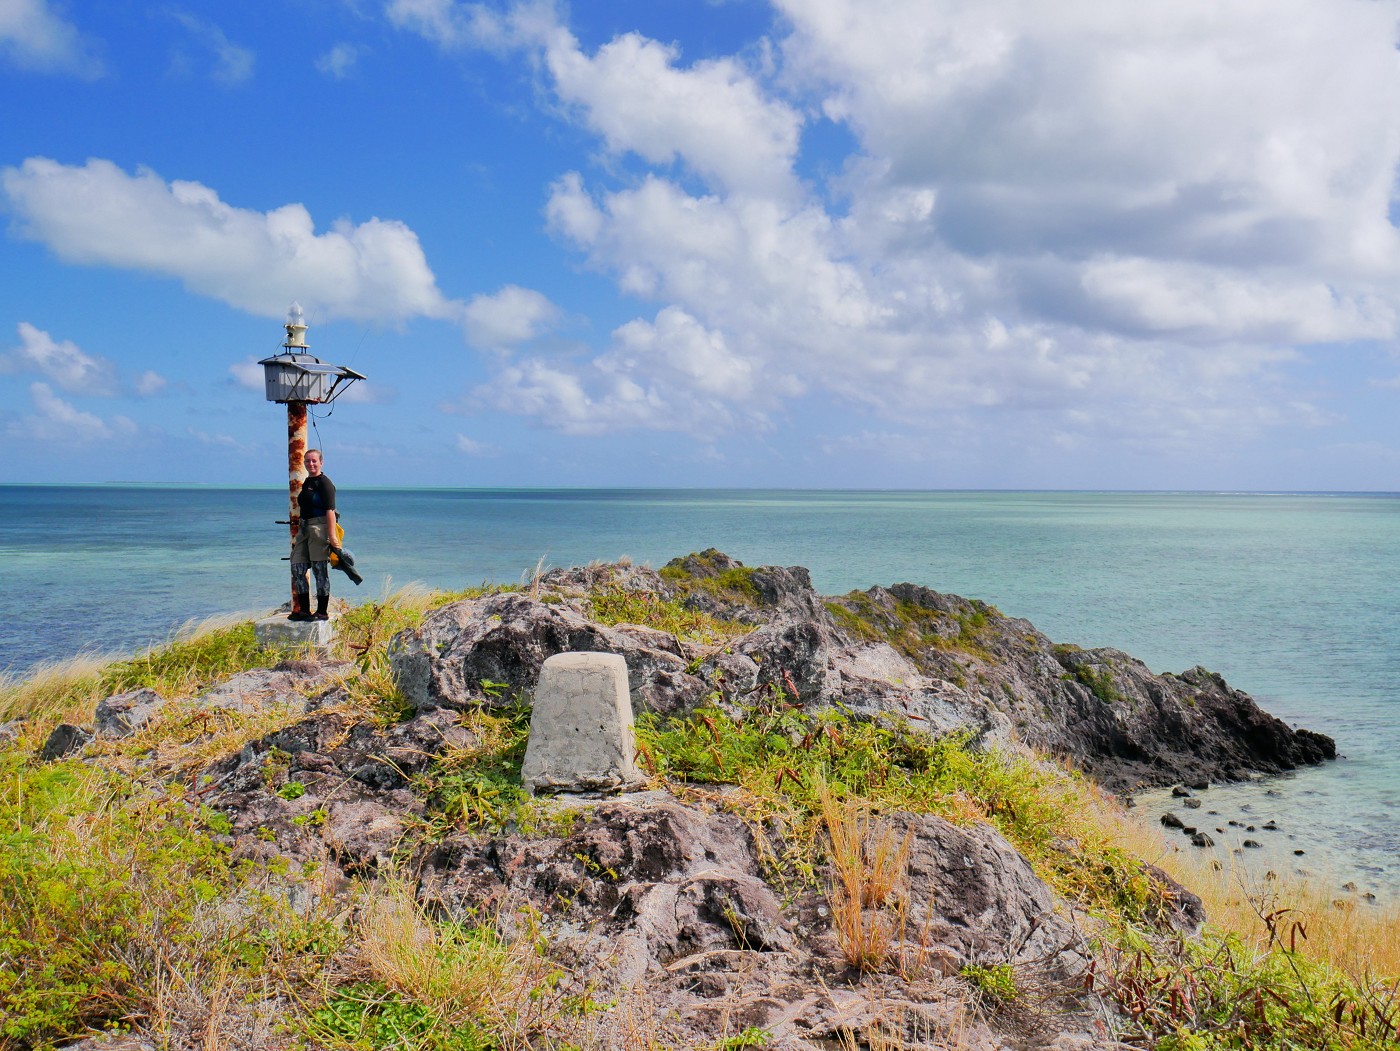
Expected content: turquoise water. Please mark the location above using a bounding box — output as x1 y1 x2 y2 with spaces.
3 486 1397 893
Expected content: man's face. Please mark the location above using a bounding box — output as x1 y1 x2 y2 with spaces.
304 452 322 476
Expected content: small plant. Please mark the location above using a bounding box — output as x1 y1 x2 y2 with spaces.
819 780 911 972
961 962 1019 1002
278 780 307 800
717 1025 771 1049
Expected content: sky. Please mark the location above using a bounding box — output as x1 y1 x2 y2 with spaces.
3 0 1400 489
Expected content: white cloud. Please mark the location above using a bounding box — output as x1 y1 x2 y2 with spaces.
463 285 560 350
389 1 801 196
316 42 361 79
0 322 118 395
169 13 254 85
0 0 101 77
385 0 490 50
539 25 802 197
186 425 250 452
228 356 264 392
455 433 497 456
133 370 168 397
483 306 776 436
458 0 1400 457
2 157 460 324
7 382 137 444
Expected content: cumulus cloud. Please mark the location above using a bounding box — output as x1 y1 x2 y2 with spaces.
2 157 460 324
0 322 118 395
540 26 802 197
316 42 362 79
169 12 254 85
463 285 560 350
7 382 138 444
390 0 801 196
434 0 1400 457
482 306 777 435
0 0 101 77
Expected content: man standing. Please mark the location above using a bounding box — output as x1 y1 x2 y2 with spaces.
289 448 338 622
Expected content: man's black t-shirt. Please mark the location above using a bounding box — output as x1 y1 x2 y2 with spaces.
298 475 336 520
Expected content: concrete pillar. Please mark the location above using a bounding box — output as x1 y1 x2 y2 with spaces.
522 652 645 794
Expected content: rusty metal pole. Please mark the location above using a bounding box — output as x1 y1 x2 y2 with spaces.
287 400 308 614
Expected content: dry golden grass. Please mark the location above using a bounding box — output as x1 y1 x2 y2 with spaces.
0 651 119 723
837 1000 977 1051
1070 784 1400 982
347 876 561 1048
819 781 913 972
0 608 278 725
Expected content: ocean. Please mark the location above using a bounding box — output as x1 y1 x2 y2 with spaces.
3 486 1397 896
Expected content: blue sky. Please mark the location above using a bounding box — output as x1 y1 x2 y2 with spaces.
3 0 1400 489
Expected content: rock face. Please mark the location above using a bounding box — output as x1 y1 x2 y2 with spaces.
389 550 1334 793
520 652 645 793
412 792 1104 1048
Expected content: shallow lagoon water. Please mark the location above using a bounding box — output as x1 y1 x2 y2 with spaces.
3 486 1397 896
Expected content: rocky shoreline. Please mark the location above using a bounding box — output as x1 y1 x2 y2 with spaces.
13 550 1351 1051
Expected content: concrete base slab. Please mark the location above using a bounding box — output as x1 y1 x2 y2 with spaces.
254 613 338 649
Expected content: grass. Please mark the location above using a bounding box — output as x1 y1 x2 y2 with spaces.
0 749 345 1048
304 877 564 1051
818 779 912 972
823 591 998 662
659 552 763 607
0 612 296 726
588 583 752 644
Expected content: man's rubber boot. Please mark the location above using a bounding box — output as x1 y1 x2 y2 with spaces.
289 597 312 622
313 594 330 621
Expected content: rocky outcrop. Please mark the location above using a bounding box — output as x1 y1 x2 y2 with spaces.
23 552 1325 1051
389 550 1333 793
412 792 1104 1048
389 589 712 716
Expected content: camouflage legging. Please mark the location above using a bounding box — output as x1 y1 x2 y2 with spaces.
291 560 330 602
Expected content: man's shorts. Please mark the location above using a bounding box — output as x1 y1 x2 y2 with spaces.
291 517 331 562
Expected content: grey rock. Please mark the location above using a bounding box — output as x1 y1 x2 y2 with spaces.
95 686 166 737
1160 812 1186 829
1243 839 1262 848
898 812 1090 979
1191 832 1215 847
1182 797 1203 809
390 591 708 717
39 722 91 761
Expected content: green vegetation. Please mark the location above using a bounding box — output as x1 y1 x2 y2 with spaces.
0 618 302 725
416 705 573 837
0 750 342 1048
960 963 1019 1002
588 583 751 643
824 591 998 661
659 549 763 606
635 689 1169 926
1053 645 1128 706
